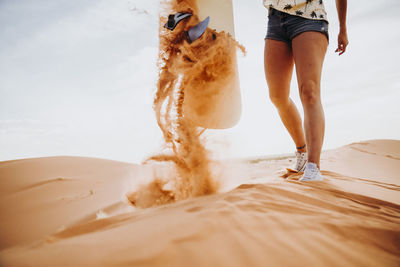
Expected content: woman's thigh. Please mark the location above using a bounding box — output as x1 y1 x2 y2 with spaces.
292 32 328 98
264 39 294 101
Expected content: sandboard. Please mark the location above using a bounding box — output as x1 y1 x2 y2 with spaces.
161 0 242 129
188 0 241 129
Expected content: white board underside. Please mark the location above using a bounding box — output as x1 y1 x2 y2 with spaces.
197 0 235 38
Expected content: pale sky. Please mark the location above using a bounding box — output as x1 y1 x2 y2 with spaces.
0 0 399 163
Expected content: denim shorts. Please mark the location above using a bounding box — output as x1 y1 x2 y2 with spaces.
265 8 329 44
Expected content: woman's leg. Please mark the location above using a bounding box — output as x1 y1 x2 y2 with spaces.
292 32 328 167
264 39 306 152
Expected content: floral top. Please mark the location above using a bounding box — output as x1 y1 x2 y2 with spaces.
263 0 328 21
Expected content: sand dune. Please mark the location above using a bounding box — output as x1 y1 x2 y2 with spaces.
0 140 399 266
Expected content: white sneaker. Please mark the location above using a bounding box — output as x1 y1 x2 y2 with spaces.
288 151 307 172
300 162 323 181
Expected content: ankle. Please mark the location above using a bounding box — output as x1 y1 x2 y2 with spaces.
296 144 307 153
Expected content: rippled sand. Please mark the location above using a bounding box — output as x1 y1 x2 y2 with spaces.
0 140 399 266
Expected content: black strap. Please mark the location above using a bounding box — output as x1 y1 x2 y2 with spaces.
296 144 306 150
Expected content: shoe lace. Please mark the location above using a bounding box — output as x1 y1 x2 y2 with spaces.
304 164 319 178
295 152 306 169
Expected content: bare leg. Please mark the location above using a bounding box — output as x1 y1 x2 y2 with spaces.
264 39 306 152
292 32 328 167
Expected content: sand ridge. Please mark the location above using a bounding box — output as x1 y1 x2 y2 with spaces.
0 140 399 266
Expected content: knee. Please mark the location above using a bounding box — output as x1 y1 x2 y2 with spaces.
269 92 289 108
299 80 320 105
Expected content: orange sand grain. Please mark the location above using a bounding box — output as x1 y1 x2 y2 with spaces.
1 140 400 266
128 0 244 208
0 140 399 266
